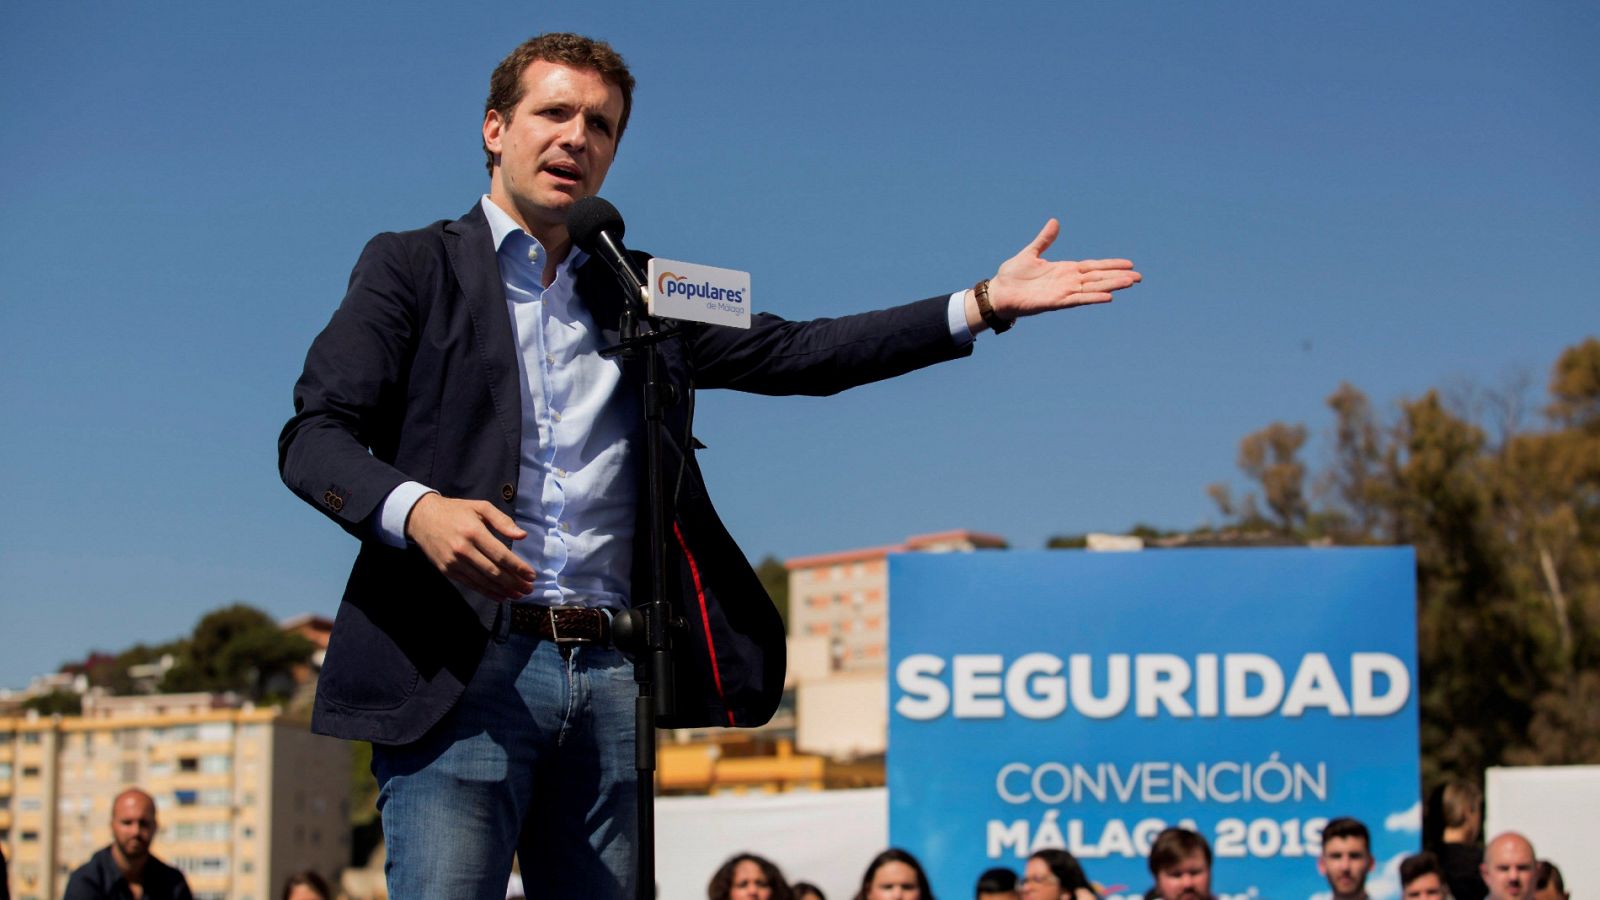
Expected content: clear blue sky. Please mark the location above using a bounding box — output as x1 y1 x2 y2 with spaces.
2 2 1596 689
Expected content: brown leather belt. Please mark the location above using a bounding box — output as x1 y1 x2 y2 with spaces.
508 603 612 646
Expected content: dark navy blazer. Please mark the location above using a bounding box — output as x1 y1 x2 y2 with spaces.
279 202 971 745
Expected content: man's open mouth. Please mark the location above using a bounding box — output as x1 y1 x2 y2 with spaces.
545 162 582 183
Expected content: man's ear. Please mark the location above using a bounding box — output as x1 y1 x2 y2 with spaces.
1317 856 1329 877
484 109 505 157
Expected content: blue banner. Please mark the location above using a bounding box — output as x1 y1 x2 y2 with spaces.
888 548 1419 900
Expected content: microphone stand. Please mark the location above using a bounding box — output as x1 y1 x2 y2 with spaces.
596 260 680 900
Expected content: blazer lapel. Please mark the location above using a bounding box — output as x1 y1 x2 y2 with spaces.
443 204 521 455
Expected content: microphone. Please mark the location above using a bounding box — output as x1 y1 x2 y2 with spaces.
567 196 648 302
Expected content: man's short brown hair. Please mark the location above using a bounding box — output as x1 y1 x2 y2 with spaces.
1321 816 1371 852
482 32 636 174
1148 827 1212 877
1399 851 1442 888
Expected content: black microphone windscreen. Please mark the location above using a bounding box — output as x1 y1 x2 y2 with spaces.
566 196 625 253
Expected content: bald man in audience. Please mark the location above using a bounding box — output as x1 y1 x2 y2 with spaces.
1480 833 1537 900
64 788 193 900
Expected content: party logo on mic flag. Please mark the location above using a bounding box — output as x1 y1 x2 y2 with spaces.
647 257 751 328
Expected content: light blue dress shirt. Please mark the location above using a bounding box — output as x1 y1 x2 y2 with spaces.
378 196 976 609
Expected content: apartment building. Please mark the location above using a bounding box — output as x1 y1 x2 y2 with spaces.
784 529 1006 760
1 695 348 900
786 529 1007 673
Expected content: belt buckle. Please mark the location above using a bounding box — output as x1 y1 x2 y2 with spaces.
548 607 584 644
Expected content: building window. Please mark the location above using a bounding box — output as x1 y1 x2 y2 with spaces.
121 761 139 783
21 830 39 842
201 754 230 774
21 733 41 745
178 757 199 773
197 723 234 742
174 790 198 807
164 724 199 742
21 766 40 778
0 762 11 779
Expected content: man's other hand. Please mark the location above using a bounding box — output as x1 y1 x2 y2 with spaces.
405 493 536 601
969 218 1142 331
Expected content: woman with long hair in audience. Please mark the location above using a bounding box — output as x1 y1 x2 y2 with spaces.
852 848 934 900
709 852 794 900
1020 849 1098 900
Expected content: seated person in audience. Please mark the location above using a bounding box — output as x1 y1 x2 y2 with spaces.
1317 817 1376 900
1481 833 1538 900
1534 860 1568 900
280 870 333 900
976 866 1019 900
1021 849 1097 900
1146 828 1212 900
854 849 935 900
709 853 794 900
1400 852 1446 900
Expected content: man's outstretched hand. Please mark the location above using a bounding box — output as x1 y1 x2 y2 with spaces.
405 493 536 601
967 218 1142 331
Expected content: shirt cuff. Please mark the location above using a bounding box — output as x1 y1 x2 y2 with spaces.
375 481 437 548
947 291 976 346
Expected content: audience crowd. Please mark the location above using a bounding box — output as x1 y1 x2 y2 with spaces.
700 789 1576 900
27 775 1576 899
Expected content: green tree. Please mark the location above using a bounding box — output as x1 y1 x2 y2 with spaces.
21 690 82 716
1236 421 1310 532
1205 338 1600 784
755 555 790 627
161 604 313 702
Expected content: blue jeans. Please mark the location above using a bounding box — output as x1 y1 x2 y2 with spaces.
371 634 638 899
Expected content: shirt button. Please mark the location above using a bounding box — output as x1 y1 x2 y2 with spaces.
551 410 562 422
545 354 555 365
501 483 515 501
527 246 539 264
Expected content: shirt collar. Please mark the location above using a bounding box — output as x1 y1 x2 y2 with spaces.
480 195 588 271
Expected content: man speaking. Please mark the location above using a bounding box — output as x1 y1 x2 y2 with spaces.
280 32 1141 900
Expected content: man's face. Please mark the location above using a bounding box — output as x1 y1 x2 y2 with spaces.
110 792 156 864
1402 873 1445 900
1155 851 1211 900
1481 836 1537 900
483 59 624 237
1318 836 1374 897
